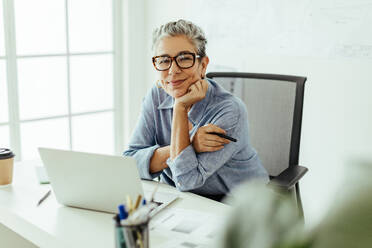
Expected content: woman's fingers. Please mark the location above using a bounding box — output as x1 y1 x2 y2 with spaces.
189 80 203 94
183 74 200 87
192 123 231 153
200 79 208 91
197 144 224 152
193 81 201 91
202 139 228 147
203 123 226 135
204 146 224 152
192 124 231 153
197 79 208 93
189 83 198 92
200 124 230 144
205 135 230 144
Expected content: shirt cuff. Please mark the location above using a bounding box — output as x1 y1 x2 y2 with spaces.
166 144 198 180
133 144 162 180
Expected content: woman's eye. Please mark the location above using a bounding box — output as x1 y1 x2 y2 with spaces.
159 58 170 64
179 56 192 61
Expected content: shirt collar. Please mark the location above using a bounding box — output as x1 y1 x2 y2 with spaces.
157 94 174 109
157 79 213 125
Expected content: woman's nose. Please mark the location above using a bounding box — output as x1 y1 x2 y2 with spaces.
168 60 181 74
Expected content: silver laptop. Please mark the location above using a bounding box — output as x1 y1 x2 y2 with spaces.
38 147 178 214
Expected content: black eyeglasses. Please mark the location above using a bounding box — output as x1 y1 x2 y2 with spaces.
152 52 201 71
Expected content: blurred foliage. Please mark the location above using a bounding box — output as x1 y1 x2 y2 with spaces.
218 159 372 248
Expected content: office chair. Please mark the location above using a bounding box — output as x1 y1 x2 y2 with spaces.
206 72 308 220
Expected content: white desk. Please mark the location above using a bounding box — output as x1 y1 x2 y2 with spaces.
0 161 230 248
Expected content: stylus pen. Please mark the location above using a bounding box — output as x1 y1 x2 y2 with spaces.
37 190 51 206
208 132 237 142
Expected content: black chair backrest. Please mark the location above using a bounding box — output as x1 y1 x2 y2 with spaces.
206 72 306 177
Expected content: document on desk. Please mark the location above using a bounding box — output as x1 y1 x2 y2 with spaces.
150 208 226 248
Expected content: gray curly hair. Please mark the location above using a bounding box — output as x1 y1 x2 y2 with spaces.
152 19 207 57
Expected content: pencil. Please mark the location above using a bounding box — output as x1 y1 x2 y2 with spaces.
134 195 142 210
126 195 133 214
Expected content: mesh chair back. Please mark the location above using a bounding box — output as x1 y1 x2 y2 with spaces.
207 73 306 177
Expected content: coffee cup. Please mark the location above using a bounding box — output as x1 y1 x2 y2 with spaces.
0 148 15 186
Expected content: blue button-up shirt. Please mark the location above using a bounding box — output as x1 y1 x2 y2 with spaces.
123 79 268 196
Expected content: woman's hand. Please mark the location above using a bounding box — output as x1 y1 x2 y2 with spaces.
174 77 208 109
191 124 230 153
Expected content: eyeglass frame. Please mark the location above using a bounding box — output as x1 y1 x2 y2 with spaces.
152 52 202 71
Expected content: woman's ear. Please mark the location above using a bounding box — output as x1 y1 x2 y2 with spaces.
200 56 209 79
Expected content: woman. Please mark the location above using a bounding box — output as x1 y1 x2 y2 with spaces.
124 20 268 200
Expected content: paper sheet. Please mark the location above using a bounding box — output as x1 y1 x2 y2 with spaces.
150 208 226 248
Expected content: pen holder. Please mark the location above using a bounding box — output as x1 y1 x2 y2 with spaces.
114 215 149 248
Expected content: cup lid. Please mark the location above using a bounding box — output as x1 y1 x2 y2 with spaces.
0 148 15 159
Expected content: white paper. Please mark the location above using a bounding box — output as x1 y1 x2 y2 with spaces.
150 208 226 248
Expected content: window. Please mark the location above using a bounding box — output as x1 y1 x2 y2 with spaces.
1 0 123 161
0 1 9 148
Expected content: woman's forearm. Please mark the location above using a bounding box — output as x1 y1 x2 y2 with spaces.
149 103 191 173
149 145 170 173
170 103 191 160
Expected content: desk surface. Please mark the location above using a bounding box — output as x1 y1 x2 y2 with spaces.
0 161 230 248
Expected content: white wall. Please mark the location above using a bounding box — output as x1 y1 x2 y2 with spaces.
125 0 372 228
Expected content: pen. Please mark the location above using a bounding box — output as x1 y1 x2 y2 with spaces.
208 132 237 142
37 190 51 206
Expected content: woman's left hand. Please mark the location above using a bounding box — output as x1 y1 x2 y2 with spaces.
191 124 230 153
174 77 208 109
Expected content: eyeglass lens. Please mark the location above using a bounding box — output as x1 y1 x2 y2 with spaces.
154 53 195 70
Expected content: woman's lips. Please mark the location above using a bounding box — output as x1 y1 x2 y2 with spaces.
169 79 185 87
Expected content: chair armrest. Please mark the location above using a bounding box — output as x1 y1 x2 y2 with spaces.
269 165 308 190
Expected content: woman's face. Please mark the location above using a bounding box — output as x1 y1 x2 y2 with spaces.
155 35 209 98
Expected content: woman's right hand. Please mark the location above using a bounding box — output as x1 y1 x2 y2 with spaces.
174 77 208 109
191 124 230 153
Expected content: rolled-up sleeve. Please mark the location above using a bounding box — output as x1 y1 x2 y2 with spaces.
167 104 242 191
123 90 162 179
124 144 161 179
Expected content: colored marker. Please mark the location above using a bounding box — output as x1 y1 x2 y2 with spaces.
118 204 128 220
